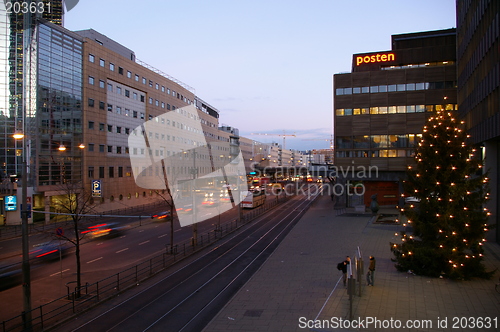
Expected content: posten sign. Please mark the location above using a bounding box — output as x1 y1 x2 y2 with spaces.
355 52 396 66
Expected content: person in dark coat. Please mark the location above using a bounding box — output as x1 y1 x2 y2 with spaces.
366 256 376 286
341 256 350 287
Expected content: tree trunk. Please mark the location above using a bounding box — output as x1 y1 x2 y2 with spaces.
74 218 82 298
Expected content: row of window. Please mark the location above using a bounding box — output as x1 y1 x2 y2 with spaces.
336 134 423 149
335 104 457 116
88 53 192 104
380 61 454 70
336 150 415 158
335 81 456 95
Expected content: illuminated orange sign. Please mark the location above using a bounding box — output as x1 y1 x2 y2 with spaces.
356 53 395 66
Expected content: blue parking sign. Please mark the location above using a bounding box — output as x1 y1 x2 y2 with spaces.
5 195 17 211
92 180 102 197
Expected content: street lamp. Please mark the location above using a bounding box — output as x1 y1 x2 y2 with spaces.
13 131 31 326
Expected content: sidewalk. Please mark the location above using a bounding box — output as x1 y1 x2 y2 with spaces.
203 194 500 332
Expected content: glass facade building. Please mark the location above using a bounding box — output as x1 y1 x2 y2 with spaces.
37 22 83 187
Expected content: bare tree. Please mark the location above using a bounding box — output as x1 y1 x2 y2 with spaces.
52 181 94 298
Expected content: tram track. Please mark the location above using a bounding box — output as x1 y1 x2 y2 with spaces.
60 186 320 332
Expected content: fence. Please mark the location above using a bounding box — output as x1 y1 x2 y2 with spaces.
1 193 291 332
347 246 364 320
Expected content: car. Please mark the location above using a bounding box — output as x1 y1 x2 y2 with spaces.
176 204 193 214
405 196 421 203
29 241 69 263
0 263 22 291
82 223 127 239
152 211 172 221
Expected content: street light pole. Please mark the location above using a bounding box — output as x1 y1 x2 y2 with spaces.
21 137 32 327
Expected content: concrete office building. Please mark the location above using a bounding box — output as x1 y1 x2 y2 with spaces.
456 0 499 242
334 29 457 207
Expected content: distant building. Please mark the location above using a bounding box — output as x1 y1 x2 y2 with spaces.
456 1 499 243
334 29 457 207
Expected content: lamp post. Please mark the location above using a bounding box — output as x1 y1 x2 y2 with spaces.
13 132 32 328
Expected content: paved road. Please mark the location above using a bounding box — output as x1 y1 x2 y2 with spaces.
52 186 320 332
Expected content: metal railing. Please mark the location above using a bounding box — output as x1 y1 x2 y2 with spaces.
1 193 292 332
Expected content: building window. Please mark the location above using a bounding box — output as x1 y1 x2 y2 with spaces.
161 86 165 92
88 98 95 107
108 145 113 153
116 106 122 114
118 167 123 177
99 58 105 67
118 67 124 75
149 80 153 87
116 126 122 134
117 87 121 95
88 143 94 152
127 71 132 78
99 80 105 88
140 95 145 102
99 144 105 152
125 90 130 97
88 166 94 178
89 54 95 63
107 104 113 112
107 83 113 92
135 74 139 81
133 92 138 100
109 63 115 71
99 166 105 178
99 123 104 131
99 101 105 110
88 121 94 129
149 97 153 104
142 77 146 84
117 146 122 154
109 167 114 178
88 76 95 85
133 111 137 118
107 125 112 132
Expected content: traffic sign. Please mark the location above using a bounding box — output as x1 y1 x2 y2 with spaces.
56 227 64 237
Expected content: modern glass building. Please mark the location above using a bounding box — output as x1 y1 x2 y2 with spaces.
333 29 457 207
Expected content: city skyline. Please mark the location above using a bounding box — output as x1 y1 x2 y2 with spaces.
65 0 457 150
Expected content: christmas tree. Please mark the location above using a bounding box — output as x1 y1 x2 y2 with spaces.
391 107 493 279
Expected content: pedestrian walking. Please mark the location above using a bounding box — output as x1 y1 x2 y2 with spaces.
366 256 376 286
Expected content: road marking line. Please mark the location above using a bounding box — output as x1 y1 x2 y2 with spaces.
120 235 126 238
97 242 103 245
50 269 70 277
87 257 103 264
158 234 168 238
139 230 144 233
138 240 150 245
116 248 129 253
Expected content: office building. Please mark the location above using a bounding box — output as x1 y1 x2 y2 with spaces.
456 0 499 242
334 29 457 206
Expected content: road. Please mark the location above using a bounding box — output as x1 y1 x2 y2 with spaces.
55 186 318 332
0 186 310 323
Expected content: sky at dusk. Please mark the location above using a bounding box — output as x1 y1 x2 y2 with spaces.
65 0 457 151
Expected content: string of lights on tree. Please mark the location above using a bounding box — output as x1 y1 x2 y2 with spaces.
391 105 493 280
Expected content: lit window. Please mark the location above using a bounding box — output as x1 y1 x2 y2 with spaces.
89 54 95 63
99 58 105 67
109 63 115 71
